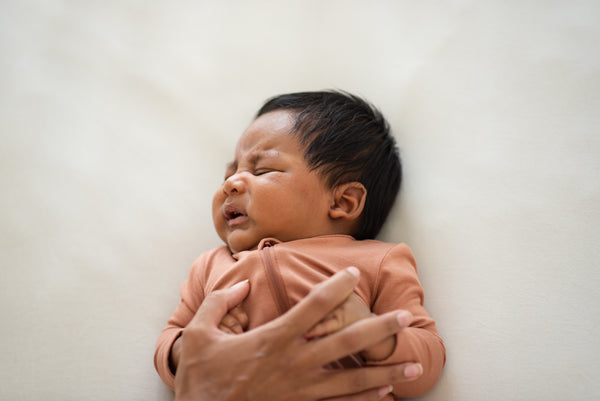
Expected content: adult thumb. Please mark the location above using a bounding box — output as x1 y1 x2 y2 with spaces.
189 280 250 329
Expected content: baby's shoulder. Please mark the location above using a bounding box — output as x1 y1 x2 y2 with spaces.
189 245 235 273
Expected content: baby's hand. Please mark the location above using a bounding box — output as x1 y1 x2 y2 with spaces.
305 292 397 362
218 305 249 334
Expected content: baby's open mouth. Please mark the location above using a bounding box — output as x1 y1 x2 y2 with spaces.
228 211 245 219
224 205 248 225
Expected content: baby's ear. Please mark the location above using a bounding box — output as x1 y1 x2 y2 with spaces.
329 182 366 222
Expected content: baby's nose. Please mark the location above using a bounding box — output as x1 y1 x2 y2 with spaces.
223 174 246 195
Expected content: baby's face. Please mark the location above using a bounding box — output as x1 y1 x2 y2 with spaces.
212 110 335 254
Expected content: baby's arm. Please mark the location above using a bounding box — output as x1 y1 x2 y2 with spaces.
368 244 446 398
305 292 397 362
169 302 249 373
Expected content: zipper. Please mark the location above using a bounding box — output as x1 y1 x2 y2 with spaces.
262 243 363 369
262 245 291 315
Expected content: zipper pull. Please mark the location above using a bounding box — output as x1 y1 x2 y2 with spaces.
259 238 278 248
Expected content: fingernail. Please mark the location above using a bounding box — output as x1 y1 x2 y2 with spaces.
396 311 412 327
347 266 360 278
377 385 393 398
231 279 249 289
404 363 423 379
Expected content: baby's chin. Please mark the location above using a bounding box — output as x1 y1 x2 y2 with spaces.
225 237 260 255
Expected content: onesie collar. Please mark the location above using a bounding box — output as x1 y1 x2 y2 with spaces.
231 237 280 260
230 235 355 260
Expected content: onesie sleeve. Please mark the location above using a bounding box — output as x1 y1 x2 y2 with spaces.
368 243 446 398
154 255 207 390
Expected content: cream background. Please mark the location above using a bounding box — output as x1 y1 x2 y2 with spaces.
1 1 599 400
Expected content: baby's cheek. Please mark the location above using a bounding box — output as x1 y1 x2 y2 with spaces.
211 194 226 234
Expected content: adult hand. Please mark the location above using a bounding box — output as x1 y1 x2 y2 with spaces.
174 267 421 401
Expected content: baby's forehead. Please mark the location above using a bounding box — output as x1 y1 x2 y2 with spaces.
234 135 281 154
234 133 303 158
226 109 307 165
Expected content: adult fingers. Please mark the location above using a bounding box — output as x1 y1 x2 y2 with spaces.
266 267 360 339
321 385 393 401
313 363 422 400
304 310 413 367
304 315 340 340
188 280 250 329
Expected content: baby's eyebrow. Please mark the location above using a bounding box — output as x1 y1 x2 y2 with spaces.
225 150 280 173
224 161 237 175
241 150 279 167
252 149 280 163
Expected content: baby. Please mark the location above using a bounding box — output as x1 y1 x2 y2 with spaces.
154 91 445 399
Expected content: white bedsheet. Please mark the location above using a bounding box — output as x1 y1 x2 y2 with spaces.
1 1 599 400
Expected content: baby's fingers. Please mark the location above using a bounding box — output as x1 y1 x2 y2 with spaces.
219 312 245 334
228 305 249 331
218 324 238 335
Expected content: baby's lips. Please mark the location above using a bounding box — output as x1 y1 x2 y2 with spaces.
223 204 247 220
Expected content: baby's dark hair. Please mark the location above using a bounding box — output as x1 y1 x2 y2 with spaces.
256 90 401 240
